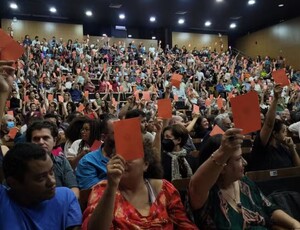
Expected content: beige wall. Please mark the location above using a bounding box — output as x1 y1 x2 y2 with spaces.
172 32 228 53
235 17 300 70
1 19 83 42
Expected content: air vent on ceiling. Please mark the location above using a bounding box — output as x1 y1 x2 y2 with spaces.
175 11 187 15
109 3 122 8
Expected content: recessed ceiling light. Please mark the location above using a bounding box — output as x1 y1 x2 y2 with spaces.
150 16 156 22
119 14 125 19
278 4 284 7
178 18 185 24
248 0 255 5
152 36 156 40
49 7 57 13
205 21 211 27
10 3 18 9
230 23 237 29
102 34 107 37
128 34 132 38
86 10 92 16
216 0 223 2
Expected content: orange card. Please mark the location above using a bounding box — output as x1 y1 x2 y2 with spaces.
272 69 289 86
7 110 14 116
217 98 223 109
157 99 172 119
134 90 140 101
112 97 118 107
142 91 151 101
77 104 85 112
119 85 124 92
171 74 182 88
58 95 64 103
24 95 29 102
193 104 200 114
90 140 102 151
0 29 24 60
230 91 261 134
228 92 234 99
84 91 89 99
205 98 211 107
47 94 53 102
113 118 144 161
8 127 18 139
210 125 225 136
103 63 107 72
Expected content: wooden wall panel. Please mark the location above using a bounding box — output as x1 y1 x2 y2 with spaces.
235 17 300 69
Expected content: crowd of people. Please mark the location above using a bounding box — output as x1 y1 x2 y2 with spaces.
0 33 300 229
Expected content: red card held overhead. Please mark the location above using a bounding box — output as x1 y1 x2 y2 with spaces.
113 118 144 161
84 91 89 99
230 91 261 134
142 91 151 101
77 104 85 112
210 125 225 136
90 140 102 151
193 104 200 114
0 29 24 61
272 69 290 86
157 99 172 119
171 74 183 88
217 98 223 110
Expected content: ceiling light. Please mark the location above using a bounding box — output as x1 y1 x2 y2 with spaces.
150 16 156 22
248 0 255 5
49 7 57 13
278 4 284 7
178 18 185 24
152 36 156 40
205 21 211 27
10 3 18 9
86 10 93 16
216 0 223 2
230 23 237 29
102 34 107 37
128 34 132 38
119 14 125 19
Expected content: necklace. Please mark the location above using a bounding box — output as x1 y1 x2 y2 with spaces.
220 183 242 212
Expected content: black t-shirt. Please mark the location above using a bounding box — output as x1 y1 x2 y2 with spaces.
247 133 293 171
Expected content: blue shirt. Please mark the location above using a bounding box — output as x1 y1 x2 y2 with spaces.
0 186 82 230
76 148 109 190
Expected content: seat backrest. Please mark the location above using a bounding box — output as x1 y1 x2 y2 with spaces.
268 191 300 221
245 166 300 182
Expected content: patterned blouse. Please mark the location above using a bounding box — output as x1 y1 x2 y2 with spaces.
192 176 278 230
82 179 198 230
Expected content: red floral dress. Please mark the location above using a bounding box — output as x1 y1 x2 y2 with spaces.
82 179 198 230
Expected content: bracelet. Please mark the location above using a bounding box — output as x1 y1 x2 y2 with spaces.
210 153 227 167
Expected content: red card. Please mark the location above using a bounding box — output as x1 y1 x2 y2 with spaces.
24 95 29 102
77 104 85 112
142 91 151 101
109 84 113 90
272 69 289 86
134 90 140 101
230 91 261 134
58 95 64 103
113 118 144 161
47 94 53 102
205 98 211 106
157 99 172 119
210 125 225 136
193 104 200 114
0 29 24 60
84 91 89 99
171 74 182 88
90 140 102 151
119 85 124 92
8 127 18 139
217 98 223 109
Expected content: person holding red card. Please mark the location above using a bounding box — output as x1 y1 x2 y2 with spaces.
82 140 198 230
